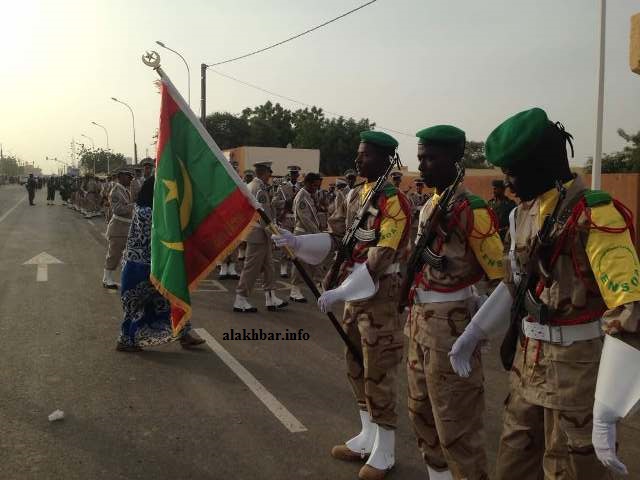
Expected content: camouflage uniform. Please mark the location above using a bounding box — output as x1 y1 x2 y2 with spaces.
272 179 297 276
408 189 429 246
334 182 411 428
495 176 640 480
406 185 504 480
328 187 348 238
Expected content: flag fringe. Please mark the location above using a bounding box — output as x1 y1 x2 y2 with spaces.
187 209 259 292
149 273 193 335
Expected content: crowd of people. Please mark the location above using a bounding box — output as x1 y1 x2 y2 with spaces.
35 107 639 480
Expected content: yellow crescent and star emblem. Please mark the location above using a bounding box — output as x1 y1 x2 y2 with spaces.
161 157 193 251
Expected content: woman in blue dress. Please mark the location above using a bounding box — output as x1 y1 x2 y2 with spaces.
116 176 205 352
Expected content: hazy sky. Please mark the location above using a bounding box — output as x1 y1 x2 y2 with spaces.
1 0 639 174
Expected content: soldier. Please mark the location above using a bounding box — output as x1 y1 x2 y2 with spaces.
243 169 255 183
400 126 504 480
84 173 101 218
407 179 429 245
449 108 640 479
288 172 323 303
218 159 242 280
390 171 403 190
328 178 349 238
234 161 288 312
488 179 517 241
327 183 337 216
345 169 358 191
103 167 134 289
272 165 300 278
130 166 144 202
273 131 411 479
141 158 155 181
25 174 37 205
46 175 57 205
101 173 115 223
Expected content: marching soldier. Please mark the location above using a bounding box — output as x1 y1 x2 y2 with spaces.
273 131 411 479
234 162 288 312
488 179 517 241
25 174 37 205
449 108 640 479
46 174 57 205
103 167 134 289
272 165 300 278
400 126 504 480
327 182 337 216
288 172 323 303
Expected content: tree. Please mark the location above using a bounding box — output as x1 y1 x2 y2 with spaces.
585 129 640 173
462 141 491 169
241 101 294 147
204 112 250 150
0 154 21 177
77 145 127 174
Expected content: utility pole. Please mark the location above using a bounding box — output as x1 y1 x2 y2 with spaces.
200 63 207 125
592 0 606 190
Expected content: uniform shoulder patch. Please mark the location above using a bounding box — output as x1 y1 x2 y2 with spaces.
382 183 398 198
584 189 612 208
465 193 487 210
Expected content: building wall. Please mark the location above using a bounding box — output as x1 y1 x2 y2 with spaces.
224 146 320 176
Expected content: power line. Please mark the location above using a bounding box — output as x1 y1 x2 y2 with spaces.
209 68 413 137
206 0 378 67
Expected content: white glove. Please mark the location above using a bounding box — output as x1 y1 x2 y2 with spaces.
448 322 484 378
593 400 628 475
318 288 342 313
317 263 376 313
271 228 298 249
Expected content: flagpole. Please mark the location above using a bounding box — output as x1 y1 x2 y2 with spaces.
142 51 363 367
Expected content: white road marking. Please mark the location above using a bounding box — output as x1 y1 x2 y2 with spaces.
0 195 26 224
194 279 228 293
23 252 63 282
194 328 307 434
87 220 95 227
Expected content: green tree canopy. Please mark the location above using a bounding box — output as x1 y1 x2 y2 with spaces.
0 154 23 176
77 145 127 175
585 129 640 173
462 141 491 169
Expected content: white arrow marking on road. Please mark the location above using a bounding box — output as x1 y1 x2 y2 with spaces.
23 252 63 282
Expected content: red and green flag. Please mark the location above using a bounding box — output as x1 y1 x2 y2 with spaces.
151 73 259 334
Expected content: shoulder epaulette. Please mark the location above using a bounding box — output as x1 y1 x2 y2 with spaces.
583 189 612 208
383 183 398 197
465 193 487 210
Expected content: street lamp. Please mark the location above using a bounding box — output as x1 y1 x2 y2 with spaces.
91 121 111 174
80 134 96 174
111 97 138 165
156 40 191 105
91 121 110 150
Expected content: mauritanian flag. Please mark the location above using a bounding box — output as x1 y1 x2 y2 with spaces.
151 70 260 334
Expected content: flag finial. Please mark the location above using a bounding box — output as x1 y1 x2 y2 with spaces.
142 50 161 69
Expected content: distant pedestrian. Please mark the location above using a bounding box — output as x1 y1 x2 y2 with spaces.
25 174 36 205
487 179 517 241
46 175 57 205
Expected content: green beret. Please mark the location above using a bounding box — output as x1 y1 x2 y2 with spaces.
360 130 398 149
486 108 549 168
416 125 465 146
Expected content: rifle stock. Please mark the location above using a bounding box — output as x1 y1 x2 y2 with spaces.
398 163 465 312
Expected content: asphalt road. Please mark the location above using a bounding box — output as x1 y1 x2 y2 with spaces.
0 183 638 480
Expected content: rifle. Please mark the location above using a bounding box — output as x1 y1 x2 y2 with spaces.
499 181 567 370
325 154 402 290
398 162 465 312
